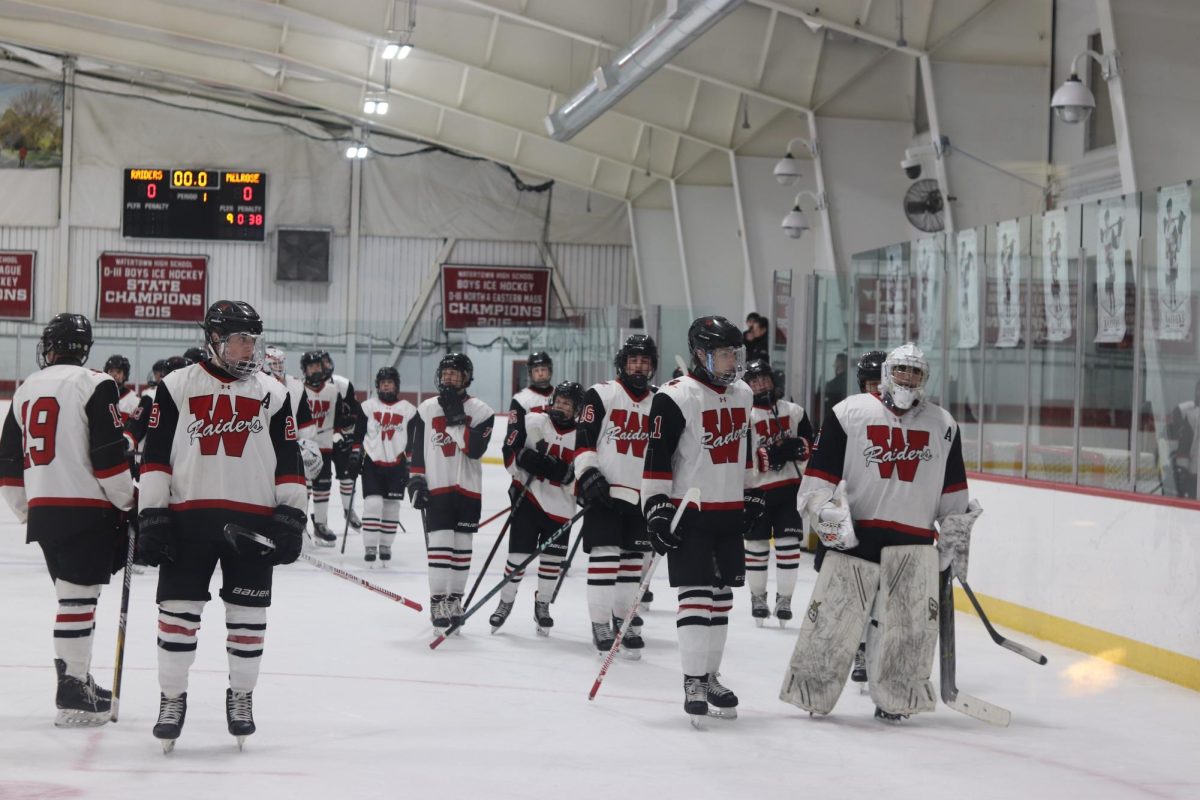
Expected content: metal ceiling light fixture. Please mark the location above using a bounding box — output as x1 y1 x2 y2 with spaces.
781 190 826 239
381 0 416 60
544 0 745 141
1051 49 1118 124
773 137 816 185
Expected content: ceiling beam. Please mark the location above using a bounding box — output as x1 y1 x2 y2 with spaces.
752 9 778 89
747 0 925 56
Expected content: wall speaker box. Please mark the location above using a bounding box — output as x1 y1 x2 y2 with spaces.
276 227 331 282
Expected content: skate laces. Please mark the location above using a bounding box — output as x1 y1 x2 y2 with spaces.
708 673 732 698
159 695 186 724
228 691 253 722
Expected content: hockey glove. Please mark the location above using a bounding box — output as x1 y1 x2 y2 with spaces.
742 489 767 537
514 449 573 483
407 475 431 510
332 432 351 456
937 499 982 580
437 389 468 427
136 508 175 567
577 468 612 508
813 486 857 551
507 481 524 507
645 495 681 555
776 436 812 464
756 445 783 473
268 505 306 566
346 445 363 481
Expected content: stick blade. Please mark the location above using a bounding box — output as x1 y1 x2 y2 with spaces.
1002 640 1049 665
945 691 1011 727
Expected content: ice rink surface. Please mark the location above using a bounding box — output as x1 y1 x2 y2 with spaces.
1 460 1198 800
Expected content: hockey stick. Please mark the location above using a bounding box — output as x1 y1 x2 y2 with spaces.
430 505 589 649
674 354 689 376
110 523 137 722
939 568 1011 727
959 578 1048 665
461 483 529 610
223 525 423 612
340 494 355 554
589 487 701 701
550 527 583 604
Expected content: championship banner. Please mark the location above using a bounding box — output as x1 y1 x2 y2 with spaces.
996 219 1022 347
1094 197 1127 343
441 265 550 331
1156 183 1191 341
955 229 979 349
1042 208 1071 342
883 244 907 342
915 237 941 346
0 251 35 320
97 252 207 323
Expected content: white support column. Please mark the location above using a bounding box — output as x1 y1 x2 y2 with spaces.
669 179 695 320
387 238 458 368
918 55 955 235
56 57 75 310
1095 0 1137 194
806 111 838 272
626 200 649 326
727 150 757 318
345 137 362 385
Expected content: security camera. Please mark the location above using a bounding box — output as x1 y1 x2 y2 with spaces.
1050 73 1096 124
901 155 922 180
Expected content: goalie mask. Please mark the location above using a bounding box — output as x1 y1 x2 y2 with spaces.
202 300 264 380
687 315 745 387
880 343 929 411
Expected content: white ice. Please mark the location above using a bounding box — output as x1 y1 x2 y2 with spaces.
1 460 1197 800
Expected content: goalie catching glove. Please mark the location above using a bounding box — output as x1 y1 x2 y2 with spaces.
298 438 324 482
802 483 857 550
937 499 982 580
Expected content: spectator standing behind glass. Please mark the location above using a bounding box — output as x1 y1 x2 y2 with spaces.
1167 378 1200 499
744 314 769 361
823 353 848 413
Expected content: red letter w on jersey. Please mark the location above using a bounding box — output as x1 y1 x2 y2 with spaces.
187 395 265 456
864 425 932 482
374 411 405 441
606 409 649 458
701 408 748 464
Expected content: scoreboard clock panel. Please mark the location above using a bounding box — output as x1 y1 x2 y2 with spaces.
122 168 267 241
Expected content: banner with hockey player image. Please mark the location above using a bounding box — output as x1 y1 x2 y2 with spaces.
955 229 979 349
915 236 941 347
882 244 907 343
1094 197 1128 344
1042 208 1071 342
996 219 1022 347
1156 182 1191 341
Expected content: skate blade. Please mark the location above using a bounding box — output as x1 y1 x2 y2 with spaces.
490 626 502 634
535 626 551 637
708 708 738 721
236 736 246 751
754 618 765 628
777 618 789 629
688 715 705 730
616 648 642 661
161 739 177 754
54 709 109 728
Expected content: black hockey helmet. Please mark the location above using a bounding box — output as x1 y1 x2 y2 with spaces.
159 355 189 378
183 346 205 364
772 368 787 401
202 300 264 379
147 358 168 387
527 351 553 389
436 352 473 393
548 380 585 427
687 315 745 387
104 354 131 383
37 313 92 368
300 349 331 387
614 333 658 392
375 365 400 402
743 358 775 406
856 349 887 393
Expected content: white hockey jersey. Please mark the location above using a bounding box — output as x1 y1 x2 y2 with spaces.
506 411 578 523
0 365 135 527
116 385 141 422
574 379 654 501
745 399 813 492
140 362 306 526
300 379 340 452
641 373 752 512
502 385 554 468
409 394 495 499
360 396 417 466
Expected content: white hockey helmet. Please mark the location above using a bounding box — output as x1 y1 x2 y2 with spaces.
880 342 929 411
264 345 286 379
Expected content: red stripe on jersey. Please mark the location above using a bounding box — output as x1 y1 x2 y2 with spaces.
0 477 23 487
368 459 406 467
158 622 198 636
804 467 841 485
93 462 128 479
56 612 94 623
169 499 274 516
699 500 742 511
140 463 172 475
943 481 968 495
29 497 112 508
275 475 306 485
227 634 265 645
858 518 935 538
758 477 802 491
643 470 672 480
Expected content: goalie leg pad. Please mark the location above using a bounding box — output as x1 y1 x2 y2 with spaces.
867 545 939 717
779 551 880 715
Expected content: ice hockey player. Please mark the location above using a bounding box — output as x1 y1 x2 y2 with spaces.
123 355 188 474
573 334 658 657
780 342 980 723
264 346 306 416
183 346 205 365
502 351 555 478
0 313 136 727
642 316 751 725
104 355 140 423
322 352 366 530
407 353 495 631
742 359 812 628
297 350 363 545
137 300 305 751
355 366 416 564
490 380 583 635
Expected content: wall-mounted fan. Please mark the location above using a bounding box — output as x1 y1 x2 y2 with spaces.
904 179 945 233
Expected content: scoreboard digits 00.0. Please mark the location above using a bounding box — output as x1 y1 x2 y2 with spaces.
123 168 267 241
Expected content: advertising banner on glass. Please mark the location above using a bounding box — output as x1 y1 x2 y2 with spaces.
914 237 940 346
882 244 907 342
96 252 207 323
0 250 35 320
1042 208 1071 342
441 265 550 331
1094 197 1127 343
996 219 1022 347
955 229 979 349
1156 182 1191 341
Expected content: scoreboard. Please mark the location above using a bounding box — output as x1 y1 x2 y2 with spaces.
122 168 267 241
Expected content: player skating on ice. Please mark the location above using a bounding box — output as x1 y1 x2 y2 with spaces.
321 352 366 531
742 359 812 628
780 343 976 723
297 350 364 545
0 314 136 727
490 381 583 635
355 367 416 565
574 334 658 656
136 300 306 751
502 351 555 495
642 316 751 725
407 353 495 632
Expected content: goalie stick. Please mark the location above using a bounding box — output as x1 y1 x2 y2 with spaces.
959 578 1049 665
939 567 1011 727
223 525 423 611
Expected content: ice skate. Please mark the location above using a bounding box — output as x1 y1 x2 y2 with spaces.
641 588 654 608
629 612 644 637
851 642 867 690
226 689 255 749
591 621 615 655
683 676 709 728
54 659 111 728
364 545 377 564
489 599 514 632
874 706 908 724
153 692 187 753
430 595 451 632
309 516 337 547
533 593 554 636
448 595 464 635
346 508 362 530
613 615 643 660
379 544 392 563
774 594 793 627
706 672 738 720
750 592 769 627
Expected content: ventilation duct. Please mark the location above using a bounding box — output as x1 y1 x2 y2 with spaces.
544 0 744 142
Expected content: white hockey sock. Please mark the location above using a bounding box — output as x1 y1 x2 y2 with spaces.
613 550 644 619
744 540 770 595
587 546 619 625
381 499 401 547
362 495 384 549
157 600 205 697
774 536 802 597
339 478 355 511
536 541 566 599
224 602 266 693
312 489 330 525
705 588 732 674
500 554 528 603
427 529 455 595
53 580 101 679
449 532 474 595
676 586 714 677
